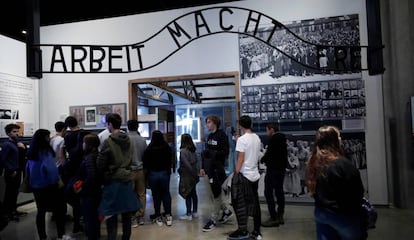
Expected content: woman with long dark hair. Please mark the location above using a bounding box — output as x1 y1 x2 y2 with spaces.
178 133 200 220
26 129 66 240
76 134 101 240
143 130 173 226
306 126 365 240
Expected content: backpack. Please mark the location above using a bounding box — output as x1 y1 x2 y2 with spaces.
62 129 90 182
361 197 378 230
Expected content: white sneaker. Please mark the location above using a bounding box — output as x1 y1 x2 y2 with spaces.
131 218 138 228
166 215 173 226
192 212 199 218
179 214 192 221
138 217 145 225
155 217 163 226
60 235 76 240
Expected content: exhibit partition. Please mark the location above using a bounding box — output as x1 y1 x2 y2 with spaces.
0 35 39 205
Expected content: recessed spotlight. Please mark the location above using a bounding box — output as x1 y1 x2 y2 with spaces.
21 30 27 34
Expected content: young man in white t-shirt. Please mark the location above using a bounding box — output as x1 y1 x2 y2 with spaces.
50 121 66 168
229 115 262 240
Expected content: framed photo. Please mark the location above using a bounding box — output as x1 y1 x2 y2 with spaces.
85 107 97 126
112 104 127 125
69 106 84 127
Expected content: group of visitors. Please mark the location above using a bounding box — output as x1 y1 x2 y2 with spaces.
198 115 367 240
0 112 368 240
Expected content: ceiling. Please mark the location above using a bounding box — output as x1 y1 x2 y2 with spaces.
0 0 241 42
137 77 236 105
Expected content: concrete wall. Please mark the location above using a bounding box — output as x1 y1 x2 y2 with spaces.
380 0 414 208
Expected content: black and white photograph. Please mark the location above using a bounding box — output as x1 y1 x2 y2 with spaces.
85 107 97 126
279 132 367 203
239 14 361 84
0 109 12 119
112 104 127 125
240 78 365 122
69 106 85 127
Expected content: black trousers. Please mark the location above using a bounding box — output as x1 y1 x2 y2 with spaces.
264 170 285 219
33 185 66 239
4 171 21 215
106 213 131 240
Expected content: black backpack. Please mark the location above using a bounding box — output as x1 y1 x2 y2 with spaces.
62 129 90 182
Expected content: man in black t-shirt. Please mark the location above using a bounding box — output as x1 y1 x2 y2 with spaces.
62 116 89 233
261 123 288 227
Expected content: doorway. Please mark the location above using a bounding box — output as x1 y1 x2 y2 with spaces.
128 71 240 173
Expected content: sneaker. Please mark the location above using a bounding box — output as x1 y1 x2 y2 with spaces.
179 214 192 221
165 215 173 226
131 218 138 228
155 216 163 226
202 219 216 232
218 210 233 224
261 218 279 227
192 212 199 218
13 211 27 217
277 213 285 225
138 217 145 225
73 224 84 234
251 230 263 240
7 214 19 222
60 235 76 240
228 229 249 240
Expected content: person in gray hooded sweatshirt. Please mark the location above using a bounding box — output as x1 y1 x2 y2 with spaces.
97 113 140 240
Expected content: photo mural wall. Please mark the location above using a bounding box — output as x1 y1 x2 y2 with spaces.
239 14 368 201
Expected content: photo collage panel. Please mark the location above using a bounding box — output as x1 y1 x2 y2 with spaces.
241 78 365 122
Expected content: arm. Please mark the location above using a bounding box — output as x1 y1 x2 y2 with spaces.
218 132 230 160
235 136 246 174
235 151 245 174
179 150 193 173
96 141 110 177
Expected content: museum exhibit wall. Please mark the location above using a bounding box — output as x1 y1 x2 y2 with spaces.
33 0 387 204
0 35 39 203
0 35 39 137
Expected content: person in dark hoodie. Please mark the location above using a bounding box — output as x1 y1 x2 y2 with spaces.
201 115 232 232
75 134 101 240
0 123 27 221
97 113 140 240
62 116 89 233
143 130 173 227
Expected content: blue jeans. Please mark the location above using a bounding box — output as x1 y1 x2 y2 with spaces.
148 171 171 216
314 206 363 240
